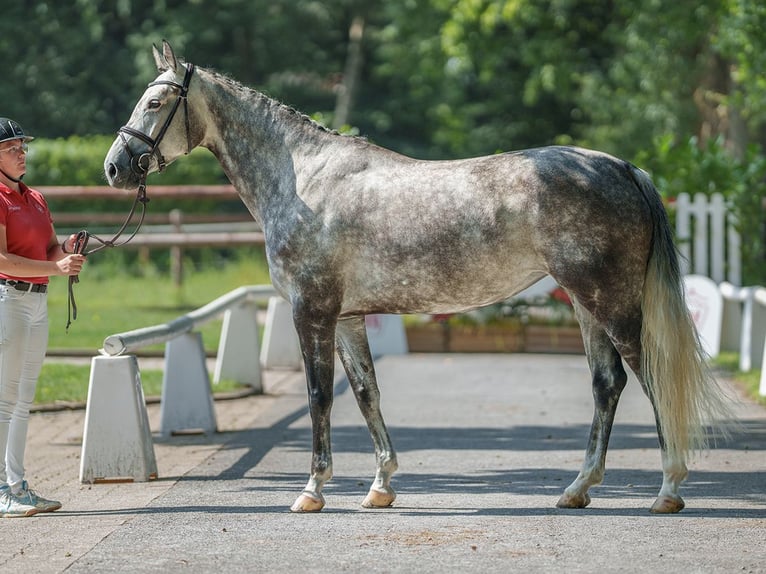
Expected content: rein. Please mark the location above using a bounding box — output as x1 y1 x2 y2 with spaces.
66 63 196 331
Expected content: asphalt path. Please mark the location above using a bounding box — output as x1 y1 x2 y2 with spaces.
1 353 764 573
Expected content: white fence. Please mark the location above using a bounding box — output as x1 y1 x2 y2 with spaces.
675 192 741 285
675 193 765 395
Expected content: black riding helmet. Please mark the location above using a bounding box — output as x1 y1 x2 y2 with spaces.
0 118 33 143
0 118 33 183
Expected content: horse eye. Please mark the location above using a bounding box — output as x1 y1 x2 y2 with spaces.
148 99 161 110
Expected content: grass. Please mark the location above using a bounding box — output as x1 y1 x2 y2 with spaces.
714 352 765 406
47 247 272 351
36 248 272 405
36 363 244 405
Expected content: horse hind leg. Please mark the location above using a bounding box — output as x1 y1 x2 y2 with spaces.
620 349 688 513
557 303 628 509
591 311 689 514
336 317 398 508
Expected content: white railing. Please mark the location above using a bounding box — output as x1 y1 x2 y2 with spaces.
101 284 276 356
718 283 766 395
675 192 741 285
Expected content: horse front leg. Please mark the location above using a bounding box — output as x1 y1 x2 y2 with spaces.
290 304 338 513
558 311 628 509
336 317 398 508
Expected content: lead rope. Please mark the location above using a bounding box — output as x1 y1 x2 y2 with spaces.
66 231 89 332
65 181 149 332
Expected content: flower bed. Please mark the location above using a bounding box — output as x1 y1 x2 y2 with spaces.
404 287 584 354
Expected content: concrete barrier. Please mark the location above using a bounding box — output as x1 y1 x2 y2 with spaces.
79 355 158 483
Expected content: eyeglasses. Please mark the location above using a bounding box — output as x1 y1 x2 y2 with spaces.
0 143 29 155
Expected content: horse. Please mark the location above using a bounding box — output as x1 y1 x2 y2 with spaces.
104 41 730 514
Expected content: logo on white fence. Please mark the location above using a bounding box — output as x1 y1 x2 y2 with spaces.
683 274 722 358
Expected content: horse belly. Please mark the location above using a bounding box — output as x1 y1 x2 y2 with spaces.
341 246 544 316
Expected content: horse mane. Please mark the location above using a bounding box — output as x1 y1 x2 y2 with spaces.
199 64 346 138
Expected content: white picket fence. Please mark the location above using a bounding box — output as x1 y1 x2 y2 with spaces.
675 192 741 285
676 192 765 397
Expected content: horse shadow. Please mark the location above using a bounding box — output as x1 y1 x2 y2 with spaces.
62 381 765 519
161 373 765 515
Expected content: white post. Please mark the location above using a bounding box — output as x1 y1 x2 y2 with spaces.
692 193 709 277
80 355 158 483
760 336 766 397
709 193 725 283
365 314 409 356
214 301 262 392
683 275 722 358
676 193 691 276
260 297 302 369
160 332 218 437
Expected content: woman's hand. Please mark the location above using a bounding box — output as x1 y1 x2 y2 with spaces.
55 254 86 276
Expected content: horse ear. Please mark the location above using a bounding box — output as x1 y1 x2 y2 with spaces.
162 40 178 71
152 43 166 72
152 40 178 73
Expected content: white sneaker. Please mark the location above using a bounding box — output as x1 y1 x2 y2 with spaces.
0 487 39 518
14 481 61 513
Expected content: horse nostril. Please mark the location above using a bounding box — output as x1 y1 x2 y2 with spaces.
107 163 117 180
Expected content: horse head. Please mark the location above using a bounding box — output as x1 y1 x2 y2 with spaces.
104 41 200 190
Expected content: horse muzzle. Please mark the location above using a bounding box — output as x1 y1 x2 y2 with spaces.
104 147 142 190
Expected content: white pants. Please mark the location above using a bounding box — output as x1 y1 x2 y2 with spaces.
0 285 47 491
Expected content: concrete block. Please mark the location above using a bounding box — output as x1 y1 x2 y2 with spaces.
80 355 157 483
214 302 262 392
260 297 302 369
160 332 217 437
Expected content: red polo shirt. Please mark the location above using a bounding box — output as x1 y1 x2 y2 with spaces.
0 181 53 284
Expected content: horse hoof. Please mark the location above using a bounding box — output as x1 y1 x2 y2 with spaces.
650 495 685 514
361 487 396 508
556 492 591 509
290 491 325 513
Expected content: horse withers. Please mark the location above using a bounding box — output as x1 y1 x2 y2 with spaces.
104 41 731 514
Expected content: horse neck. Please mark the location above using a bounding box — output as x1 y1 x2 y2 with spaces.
196 70 334 226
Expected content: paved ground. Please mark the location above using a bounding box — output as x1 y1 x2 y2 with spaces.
0 353 764 573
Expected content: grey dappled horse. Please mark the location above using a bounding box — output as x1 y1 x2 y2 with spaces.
105 42 730 514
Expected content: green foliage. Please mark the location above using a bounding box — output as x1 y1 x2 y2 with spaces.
714 0 766 127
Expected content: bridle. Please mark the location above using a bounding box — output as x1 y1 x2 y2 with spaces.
117 62 195 187
66 63 196 330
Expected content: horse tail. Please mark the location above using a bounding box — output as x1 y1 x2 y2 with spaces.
629 165 731 460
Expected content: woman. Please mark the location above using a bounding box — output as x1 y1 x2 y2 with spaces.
0 118 85 517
